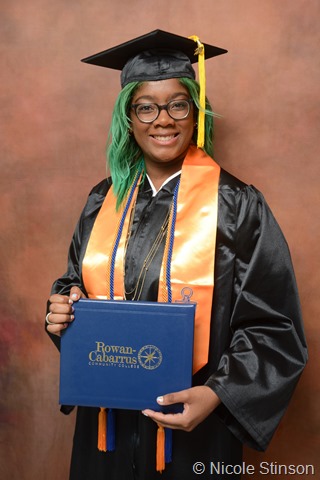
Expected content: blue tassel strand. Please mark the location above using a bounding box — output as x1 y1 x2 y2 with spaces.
165 428 173 463
107 408 116 451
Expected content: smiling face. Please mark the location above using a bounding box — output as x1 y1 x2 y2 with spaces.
130 78 195 179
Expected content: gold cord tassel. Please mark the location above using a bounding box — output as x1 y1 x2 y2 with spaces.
188 35 206 149
97 407 107 452
156 424 165 472
161 203 174 302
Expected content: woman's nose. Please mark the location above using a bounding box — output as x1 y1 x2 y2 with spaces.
153 109 175 126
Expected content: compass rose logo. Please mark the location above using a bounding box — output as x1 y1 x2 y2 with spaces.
138 345 163 370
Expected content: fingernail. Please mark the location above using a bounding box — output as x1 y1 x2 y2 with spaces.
71 293 78 299
142 412 148 417
70 315 75 321
157 396 164 403
68 299 73 305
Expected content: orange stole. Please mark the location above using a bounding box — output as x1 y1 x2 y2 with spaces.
82 145 220 374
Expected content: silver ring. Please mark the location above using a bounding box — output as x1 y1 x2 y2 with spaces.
45 312 55 326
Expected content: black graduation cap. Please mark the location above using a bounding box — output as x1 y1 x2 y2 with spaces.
81 29 227 88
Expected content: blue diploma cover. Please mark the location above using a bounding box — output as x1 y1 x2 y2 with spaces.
60 299 195 411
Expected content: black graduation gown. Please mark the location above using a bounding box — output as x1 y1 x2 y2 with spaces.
47 170 307 480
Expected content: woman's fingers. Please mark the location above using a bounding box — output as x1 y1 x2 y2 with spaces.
142 386 221 431
46 294 74 336
46 288 86 336
46 320 69 335
69 286 86 300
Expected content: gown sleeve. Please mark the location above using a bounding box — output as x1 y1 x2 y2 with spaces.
206 181 308 451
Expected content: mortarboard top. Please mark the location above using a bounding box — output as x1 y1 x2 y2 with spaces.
81 29 227 87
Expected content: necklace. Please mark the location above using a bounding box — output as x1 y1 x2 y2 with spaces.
123 202 172 301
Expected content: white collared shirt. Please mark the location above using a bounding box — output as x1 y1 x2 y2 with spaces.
146 170 182 197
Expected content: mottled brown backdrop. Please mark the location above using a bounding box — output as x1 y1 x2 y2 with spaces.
1 1 319 478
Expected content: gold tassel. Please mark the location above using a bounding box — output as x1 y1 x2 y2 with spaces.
188 35 206 149
97 407 107 452
156 424 165 473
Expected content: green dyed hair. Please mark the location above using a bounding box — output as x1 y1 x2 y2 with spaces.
107 78 217 208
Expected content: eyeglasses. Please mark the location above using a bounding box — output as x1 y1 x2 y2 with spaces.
131 99 193 123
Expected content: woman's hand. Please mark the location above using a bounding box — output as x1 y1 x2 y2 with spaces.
142 385 221 431
46 286 86 337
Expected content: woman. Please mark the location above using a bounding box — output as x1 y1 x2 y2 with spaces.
46 30 307 480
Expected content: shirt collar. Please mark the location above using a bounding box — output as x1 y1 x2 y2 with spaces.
146 171 182 197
